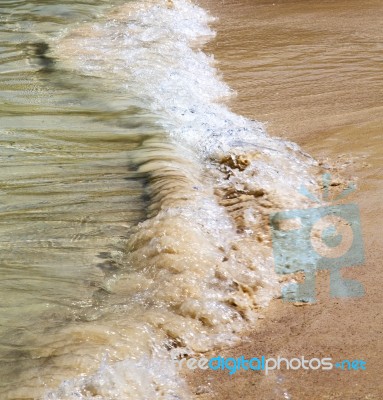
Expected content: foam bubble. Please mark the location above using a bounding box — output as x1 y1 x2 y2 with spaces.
43 0 320 398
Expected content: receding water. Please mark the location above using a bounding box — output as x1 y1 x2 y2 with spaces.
0 1 163 397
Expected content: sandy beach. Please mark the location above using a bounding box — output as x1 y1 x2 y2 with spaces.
187 0 383 398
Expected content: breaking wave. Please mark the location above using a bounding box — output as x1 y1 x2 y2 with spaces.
40 0 319 398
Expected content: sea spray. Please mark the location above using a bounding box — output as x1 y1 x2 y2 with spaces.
42 0 320 398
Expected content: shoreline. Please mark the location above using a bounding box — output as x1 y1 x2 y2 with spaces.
186 0 383 398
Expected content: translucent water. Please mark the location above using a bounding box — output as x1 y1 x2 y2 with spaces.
0 0 319 398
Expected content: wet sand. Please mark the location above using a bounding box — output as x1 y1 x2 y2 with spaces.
188 0 383 398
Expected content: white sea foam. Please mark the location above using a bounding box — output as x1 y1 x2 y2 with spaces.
43 0 319 398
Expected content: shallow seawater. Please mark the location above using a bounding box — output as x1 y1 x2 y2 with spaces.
0 0 322 398
0 1 160 397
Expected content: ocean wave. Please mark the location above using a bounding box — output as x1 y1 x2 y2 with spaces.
43 0 319 398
